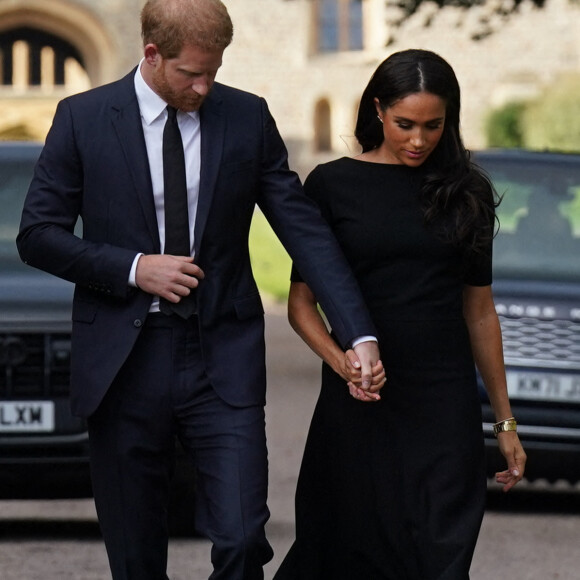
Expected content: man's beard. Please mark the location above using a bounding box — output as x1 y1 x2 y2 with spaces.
152 65 205 112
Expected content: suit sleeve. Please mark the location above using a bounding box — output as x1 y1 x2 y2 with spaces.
289 167 328 284
255 99 376 348
17 98 137 299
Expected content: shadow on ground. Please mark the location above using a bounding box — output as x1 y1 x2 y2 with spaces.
486 479 580 514
0 519 102 539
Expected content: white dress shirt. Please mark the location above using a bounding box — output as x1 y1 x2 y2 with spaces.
129 60 201 311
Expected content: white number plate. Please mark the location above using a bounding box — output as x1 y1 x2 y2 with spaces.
0 401 55 433
506 371 580 403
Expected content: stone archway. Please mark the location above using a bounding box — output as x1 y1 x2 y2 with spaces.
0 0 117 88
0 0 119 140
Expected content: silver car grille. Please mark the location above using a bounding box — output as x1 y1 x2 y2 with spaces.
500 316 580 370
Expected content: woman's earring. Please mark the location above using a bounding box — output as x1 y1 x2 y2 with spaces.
377 115 383 124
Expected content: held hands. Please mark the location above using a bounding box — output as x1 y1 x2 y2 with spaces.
135 254 205 302
495 431 527 492
345 342 386 402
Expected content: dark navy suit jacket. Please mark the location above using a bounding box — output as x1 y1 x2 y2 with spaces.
17 69 376 418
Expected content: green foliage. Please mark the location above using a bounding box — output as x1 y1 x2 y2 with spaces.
393 0 545 21
484 102 526 148
484 73 580 153
521 74 580 153
248 209 291 302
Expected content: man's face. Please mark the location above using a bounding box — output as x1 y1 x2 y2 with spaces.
143 43 224 111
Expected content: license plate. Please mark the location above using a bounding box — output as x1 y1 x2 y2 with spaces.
0 401 55 433
506 371 580 403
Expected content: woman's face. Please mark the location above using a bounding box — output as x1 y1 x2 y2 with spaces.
374 91 446 167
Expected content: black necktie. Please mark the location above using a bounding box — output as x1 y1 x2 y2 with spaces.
160 106 196 318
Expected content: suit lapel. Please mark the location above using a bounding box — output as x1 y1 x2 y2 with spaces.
109 70 160 251
195 86 225 258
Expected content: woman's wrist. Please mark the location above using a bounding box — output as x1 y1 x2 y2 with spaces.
493 416 517 437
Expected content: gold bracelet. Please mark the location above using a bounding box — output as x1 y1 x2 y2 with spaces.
493 417 517 437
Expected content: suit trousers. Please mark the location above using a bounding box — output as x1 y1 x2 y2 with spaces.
87 313 273 580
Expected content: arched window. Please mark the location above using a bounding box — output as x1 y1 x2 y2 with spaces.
0 27 88 92
314 98 332 152
315 0 363 53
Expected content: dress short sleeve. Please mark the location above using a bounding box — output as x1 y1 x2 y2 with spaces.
464 224 493 287
290 263 304 283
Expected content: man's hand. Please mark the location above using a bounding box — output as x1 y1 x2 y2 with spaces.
135 254 205 302
349 341 386 402
352 341 381 389
345 348 385 401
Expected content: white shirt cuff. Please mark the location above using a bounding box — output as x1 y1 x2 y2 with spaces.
128 253 143 287
351 335 378 348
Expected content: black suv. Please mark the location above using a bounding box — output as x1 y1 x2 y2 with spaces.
2 144 579 505
474 149 580 483
0 142 195 533
0 142 83 495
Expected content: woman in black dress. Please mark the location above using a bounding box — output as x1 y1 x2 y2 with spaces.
275 49 526 580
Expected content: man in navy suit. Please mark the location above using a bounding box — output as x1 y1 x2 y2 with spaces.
17 0 383 578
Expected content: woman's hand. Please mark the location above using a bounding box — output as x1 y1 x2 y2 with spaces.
495 431 527 492
343 349 386 402
287 281 386 403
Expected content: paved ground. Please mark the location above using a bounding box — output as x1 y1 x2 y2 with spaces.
0 303 320 580
0 304 579 579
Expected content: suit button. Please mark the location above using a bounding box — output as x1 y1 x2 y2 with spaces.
133 319 143 328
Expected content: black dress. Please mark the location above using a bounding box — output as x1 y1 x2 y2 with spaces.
275 158 489 580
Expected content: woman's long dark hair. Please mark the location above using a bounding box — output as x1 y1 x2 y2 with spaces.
355 49 498 253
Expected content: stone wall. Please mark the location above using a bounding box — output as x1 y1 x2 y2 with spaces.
1 0 579 176
220 0 580 176
385 0 580 150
